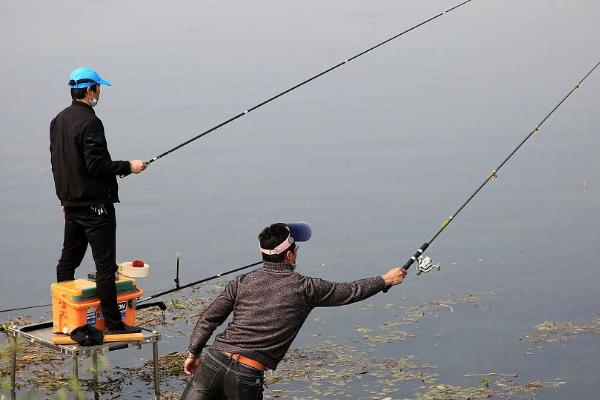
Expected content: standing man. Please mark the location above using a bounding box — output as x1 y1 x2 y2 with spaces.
50 67 146 334
180 222 407 400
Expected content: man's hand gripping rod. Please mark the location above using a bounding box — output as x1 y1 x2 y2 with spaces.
382 242 430 293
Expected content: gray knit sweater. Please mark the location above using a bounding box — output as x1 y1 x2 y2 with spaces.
188 261 386 370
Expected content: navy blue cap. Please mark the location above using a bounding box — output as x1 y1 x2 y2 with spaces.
287 222 312 242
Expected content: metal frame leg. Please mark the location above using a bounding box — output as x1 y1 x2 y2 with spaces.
152 332 160 399
10 334 17 395
92 351 99 400
72 353 79 400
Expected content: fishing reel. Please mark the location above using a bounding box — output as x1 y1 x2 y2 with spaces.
415 255 440 275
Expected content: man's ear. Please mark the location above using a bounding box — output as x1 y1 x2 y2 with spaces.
284 250 294 263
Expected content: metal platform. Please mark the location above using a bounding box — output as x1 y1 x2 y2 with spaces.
4 322 161 399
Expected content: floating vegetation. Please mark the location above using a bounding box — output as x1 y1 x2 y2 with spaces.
354 293 498 346
416 383 492 399
415 376 566 400
359 327 413 345
137 297 209 329
0 316 40 333
121 351 186 382
263 343 438 399
263 343 561 399
0 290 571 399
0 335 115 395
358 302 400 311
405 293 497 321
0 319 65 387
157 391 184 400
136 281 226 330
522 315 600 345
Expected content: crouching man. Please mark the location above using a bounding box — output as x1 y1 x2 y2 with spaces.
180 222 406 400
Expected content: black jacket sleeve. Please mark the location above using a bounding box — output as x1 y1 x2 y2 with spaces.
83 118 131 177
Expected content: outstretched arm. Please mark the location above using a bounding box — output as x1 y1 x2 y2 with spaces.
304 267 406 307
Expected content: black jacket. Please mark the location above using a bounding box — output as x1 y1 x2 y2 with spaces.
50 101 131 206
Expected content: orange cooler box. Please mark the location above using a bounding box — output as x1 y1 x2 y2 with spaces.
51 277 143 334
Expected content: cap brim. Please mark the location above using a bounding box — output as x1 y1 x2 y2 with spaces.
287 222 311 242
97 78 112 86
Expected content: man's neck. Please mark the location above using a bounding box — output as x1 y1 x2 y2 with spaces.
76 98 92 106
263 261 296 271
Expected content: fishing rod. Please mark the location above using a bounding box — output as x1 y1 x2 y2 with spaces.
0 260 263 314
137 260 262 304
0 302 51 314
146 0 473 165
385 58 600 288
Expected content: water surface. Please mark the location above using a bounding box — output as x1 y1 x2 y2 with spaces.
1 0 599 398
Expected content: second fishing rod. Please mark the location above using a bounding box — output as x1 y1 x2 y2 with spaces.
145 0 473 165
383 58 600 290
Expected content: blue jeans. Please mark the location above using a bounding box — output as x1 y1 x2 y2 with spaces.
180 348 264 400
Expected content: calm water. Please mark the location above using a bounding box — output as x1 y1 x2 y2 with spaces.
1 0 599 398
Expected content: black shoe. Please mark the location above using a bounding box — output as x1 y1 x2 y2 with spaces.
105 323 142 335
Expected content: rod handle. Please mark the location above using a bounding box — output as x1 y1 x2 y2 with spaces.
382 242 429 293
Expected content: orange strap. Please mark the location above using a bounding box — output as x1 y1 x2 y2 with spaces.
224 352 265 372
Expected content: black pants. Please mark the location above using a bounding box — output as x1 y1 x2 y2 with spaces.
57 204 123 330
180 348 264 400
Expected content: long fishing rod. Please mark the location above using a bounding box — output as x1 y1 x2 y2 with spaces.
0 260 262 314
146 0 473 165
385 58 600 287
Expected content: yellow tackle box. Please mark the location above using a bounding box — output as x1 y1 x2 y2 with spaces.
51 276 143 334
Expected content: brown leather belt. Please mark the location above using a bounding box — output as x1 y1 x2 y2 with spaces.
223 351 265 372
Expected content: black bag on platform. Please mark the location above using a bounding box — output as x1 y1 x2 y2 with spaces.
69 324 104 346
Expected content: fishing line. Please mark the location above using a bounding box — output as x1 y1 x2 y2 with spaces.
0 303 51 314
386 58 600 283
146 0 473 165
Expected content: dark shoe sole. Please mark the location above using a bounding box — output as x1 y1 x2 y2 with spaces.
105 326 142 335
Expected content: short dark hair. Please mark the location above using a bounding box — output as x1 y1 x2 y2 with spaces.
259 223 295 263
70 83 98 100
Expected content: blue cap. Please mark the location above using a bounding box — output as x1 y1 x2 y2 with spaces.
68 67 112 89
287 222 312 242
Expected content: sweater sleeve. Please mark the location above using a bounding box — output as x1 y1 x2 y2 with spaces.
83 118 131 177
188 278 239 356
303 276 386 307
